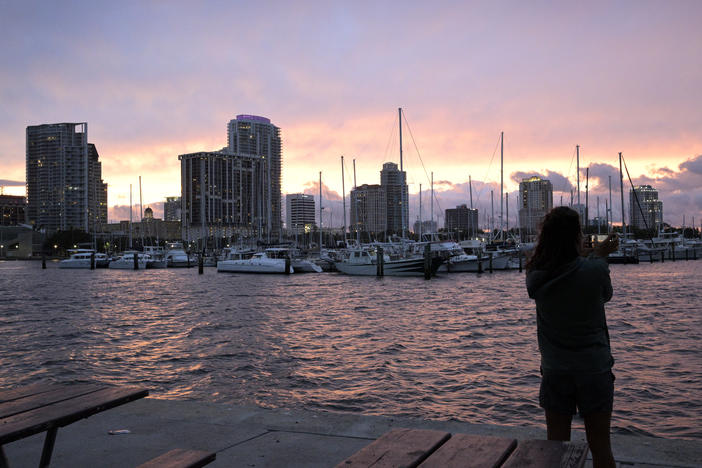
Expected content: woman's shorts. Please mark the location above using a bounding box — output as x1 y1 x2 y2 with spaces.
539 370 614 416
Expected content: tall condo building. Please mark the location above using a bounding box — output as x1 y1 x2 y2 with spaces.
350 184 387 238
629 185 663 231
179 151 262 242
444 204 479 234
227 115 282 236
164 196 182 221
380 162 409 235
286 193 316 235
518 176 553 239
26 123 107 232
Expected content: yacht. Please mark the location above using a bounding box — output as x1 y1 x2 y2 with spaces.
108 251 151 269
164 242 192 268
265 247 323 273
335 248 442 277
217 248 293 274
144 245 167 268
58 249 109 269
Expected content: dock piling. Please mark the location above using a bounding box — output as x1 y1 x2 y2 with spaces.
423 244 431 280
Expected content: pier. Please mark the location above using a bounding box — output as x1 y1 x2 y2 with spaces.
3 399 699 467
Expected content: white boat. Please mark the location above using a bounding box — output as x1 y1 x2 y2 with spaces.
265 247 323 273
335 248 441 277
108 251 151 269
165 242 192 268
58 249 109 269
217 248 293 274
144 245 167 268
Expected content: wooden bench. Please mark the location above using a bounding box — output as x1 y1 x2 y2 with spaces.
136 448 216 468
336 428 588 468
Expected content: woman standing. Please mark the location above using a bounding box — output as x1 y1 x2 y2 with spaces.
526 206 619 468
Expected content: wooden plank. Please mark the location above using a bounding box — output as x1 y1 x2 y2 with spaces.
335 428 450 468
0 383 57 403
418 433 517 468
501 440 589 468
0 384 105 419
0 386 148 444
136 449 216 468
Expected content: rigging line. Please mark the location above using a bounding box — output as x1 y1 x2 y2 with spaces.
472 132 502 206
563 146 577 196
382 112 398 165
622 153 655 244
401 110 444 214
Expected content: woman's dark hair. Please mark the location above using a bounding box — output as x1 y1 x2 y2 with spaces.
526 206 582 272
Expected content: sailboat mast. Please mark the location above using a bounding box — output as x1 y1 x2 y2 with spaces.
398 108 403 172
341 156 346 242
398 108 406 237
585 167 589 231
500 131 504 240
139 175 144 249
609 175 613 234
619 152 626 237
490 189 494 238
469 175 473 209
129 184 133 249
419 183 422 240
319 171 323 252
576 145 581 220
353 159 359 244
430 172 434 231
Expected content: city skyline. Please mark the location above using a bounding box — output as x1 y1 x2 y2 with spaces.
1 2 701 227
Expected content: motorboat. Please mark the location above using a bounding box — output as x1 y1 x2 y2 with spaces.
58 249 109 269
335 248 442 277
217 248 293 273
265 247 323 273
108 251 151 269
164 242 192 268
143 245 167 268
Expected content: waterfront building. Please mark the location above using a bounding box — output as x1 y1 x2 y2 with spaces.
227 115 282 236
350 184 387 238
444 204 479 235
0 195 26 226
164 196 181 221
380 162 409 235
26 123 107 232
286 193 316 235
180 150 264 243
519 176 553 239
629 185 663 231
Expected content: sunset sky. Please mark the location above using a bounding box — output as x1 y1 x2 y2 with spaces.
1 1 701 228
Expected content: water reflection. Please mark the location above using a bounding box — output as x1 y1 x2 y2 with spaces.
0 261 700 439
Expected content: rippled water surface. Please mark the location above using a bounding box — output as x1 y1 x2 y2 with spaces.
1 260 700 440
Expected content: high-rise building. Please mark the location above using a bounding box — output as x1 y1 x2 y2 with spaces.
26 123 107 232
164 196 181 221
179 151 262 243
380 162 409 235
286 193 316 235
0 195 26 226
629 185 663 231
519 176 553 239
227 115 282 236
350 184 387 237
444 204 479 234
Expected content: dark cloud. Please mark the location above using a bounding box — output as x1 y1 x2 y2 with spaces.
510 170 574 193
679 154 702 175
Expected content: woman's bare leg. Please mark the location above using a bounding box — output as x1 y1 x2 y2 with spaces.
545 410 572 441
584 411 615 468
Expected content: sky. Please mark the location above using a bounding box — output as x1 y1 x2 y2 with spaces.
1 1 701 228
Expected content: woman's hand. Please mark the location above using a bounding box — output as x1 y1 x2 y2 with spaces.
593 233 619 257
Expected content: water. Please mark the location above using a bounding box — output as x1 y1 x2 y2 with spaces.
1 260 700 440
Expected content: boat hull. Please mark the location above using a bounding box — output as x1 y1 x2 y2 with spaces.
335 257 442 277
217 259 292 274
